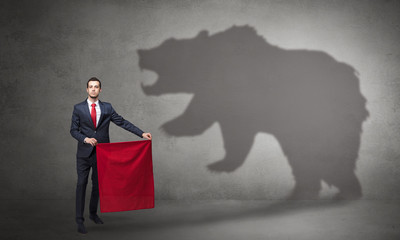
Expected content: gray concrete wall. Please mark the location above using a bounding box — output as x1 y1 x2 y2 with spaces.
1 0 399 200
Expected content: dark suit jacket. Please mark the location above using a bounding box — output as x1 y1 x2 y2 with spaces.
70 99 144 158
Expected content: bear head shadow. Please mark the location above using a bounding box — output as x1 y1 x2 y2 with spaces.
138 25 369 200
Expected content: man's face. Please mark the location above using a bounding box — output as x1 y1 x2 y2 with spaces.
87 81 101 99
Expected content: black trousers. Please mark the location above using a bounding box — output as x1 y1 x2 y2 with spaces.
75 151 99 224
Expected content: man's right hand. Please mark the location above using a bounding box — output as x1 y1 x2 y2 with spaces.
84 137 98 146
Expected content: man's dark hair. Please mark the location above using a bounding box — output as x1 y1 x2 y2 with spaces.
87 77 102 88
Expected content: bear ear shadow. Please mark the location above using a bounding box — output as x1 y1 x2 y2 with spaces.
197 30 209 38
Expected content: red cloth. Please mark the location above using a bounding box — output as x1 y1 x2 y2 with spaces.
96 140 154 213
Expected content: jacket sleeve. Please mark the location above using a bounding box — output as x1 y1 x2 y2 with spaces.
110 105 144 138
70 105 87 143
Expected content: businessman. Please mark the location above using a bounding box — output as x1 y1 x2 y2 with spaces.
70 77 152 234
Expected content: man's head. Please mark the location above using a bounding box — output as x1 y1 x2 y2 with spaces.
86 77 102 100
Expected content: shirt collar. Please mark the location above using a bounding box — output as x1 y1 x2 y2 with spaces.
87 98 99 106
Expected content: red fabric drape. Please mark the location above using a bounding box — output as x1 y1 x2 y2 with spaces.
96 140 154 213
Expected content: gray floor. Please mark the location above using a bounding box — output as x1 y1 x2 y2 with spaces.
1 199 399 240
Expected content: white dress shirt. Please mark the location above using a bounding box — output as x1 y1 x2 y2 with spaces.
87 99 101 127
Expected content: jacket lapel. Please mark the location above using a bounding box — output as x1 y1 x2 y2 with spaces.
97 100 105 128
82 99 95 129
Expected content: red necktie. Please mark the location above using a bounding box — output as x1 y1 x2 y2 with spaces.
91 103 97 128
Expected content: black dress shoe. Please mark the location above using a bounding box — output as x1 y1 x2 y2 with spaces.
77 223 87 234
89 215 104 224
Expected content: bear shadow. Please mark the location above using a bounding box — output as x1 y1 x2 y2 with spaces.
138 25 369 200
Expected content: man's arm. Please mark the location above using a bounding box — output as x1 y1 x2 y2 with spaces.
70 106 87 143
70 106 98 146
110 105 151 139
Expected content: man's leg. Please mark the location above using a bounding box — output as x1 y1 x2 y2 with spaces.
89 152 99 217
89 152 103 224
76 157 90 224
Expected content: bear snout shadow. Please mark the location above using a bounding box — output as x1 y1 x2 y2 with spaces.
138 25 369 200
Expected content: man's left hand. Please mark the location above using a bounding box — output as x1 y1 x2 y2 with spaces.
142 133 152 140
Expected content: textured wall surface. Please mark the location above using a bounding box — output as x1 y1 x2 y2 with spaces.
1 0 399 200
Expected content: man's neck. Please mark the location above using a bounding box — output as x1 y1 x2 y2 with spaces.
88 96 98 103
